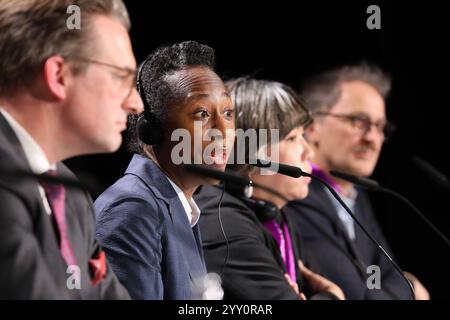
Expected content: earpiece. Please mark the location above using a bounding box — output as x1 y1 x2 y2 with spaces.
136 56 164 145
136 113 164 146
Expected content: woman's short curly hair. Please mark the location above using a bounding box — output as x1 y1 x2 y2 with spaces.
127 40 216 154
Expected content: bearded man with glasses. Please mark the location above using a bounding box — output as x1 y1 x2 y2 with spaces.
283 63 430 300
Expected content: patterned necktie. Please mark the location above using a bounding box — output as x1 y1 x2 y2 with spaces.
40 170 77 266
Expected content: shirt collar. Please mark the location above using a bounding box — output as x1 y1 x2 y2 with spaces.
0 107 55 174
311 162 357 200
166 176 201 227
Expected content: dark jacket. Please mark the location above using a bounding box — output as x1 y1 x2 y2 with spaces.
283 179 412 300
194 184 337 300
0 112 129 299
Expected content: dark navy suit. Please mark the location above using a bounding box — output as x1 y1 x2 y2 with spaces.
95 154 206 299
283 179 412 300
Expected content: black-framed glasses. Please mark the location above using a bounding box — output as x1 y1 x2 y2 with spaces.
314 111 397 140
69 56 137 98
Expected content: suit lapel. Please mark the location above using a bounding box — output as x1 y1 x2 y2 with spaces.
0 112 59 236
167 196 207 280
192 224 206 269
125 155 207 280
0 112 30 169
0 112 74 290
313 181 367 266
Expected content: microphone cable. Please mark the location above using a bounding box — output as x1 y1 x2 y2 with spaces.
304 172 416 300
245 160 416 300
217 182 229 278
330 170 450 249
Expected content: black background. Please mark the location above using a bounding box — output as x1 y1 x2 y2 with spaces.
65 1 450 299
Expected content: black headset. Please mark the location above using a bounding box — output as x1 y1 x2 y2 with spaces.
224 182 280 223
240 196 280 223
136 56 164 145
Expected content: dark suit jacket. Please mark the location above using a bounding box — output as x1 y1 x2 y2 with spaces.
95 154 207 300
283 179 412 300
0 112 129 299
194 184 337 300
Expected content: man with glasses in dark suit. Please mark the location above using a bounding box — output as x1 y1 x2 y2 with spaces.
0 0 142 299
284 63 430 300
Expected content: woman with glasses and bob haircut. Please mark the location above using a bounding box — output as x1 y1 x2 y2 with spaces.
194 77 345 300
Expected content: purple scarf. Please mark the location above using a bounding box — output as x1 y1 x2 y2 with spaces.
261 163 339 284
310 162 342 193
263 219 297 283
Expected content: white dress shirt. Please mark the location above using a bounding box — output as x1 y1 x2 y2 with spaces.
326 186 358 241
166 176 201 228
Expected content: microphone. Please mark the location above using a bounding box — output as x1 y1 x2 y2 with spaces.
248 158 304 178
246 159 416 299
184 164 291 284
328 170 380 191
0 167 85 189
184 164 250 187
412 156 450 191
191 273 224 300
330 170 450 249
184 164 289 202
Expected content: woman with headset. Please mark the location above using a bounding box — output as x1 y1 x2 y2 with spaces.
194 78 345 300
94 41 235 299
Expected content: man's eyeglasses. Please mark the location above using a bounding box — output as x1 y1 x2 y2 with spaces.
314 111 397 140
69 56 137 98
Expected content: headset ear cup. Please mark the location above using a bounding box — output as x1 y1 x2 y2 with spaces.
137 114 164 145
254 200 279 222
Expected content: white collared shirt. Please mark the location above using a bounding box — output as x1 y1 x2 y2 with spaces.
166 176 201 228
326 186 358 241
0 107 55 215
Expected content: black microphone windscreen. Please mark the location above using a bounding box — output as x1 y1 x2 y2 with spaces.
330 170 380 191
248 159 304 178
412 156 450 190
184 164 250 187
